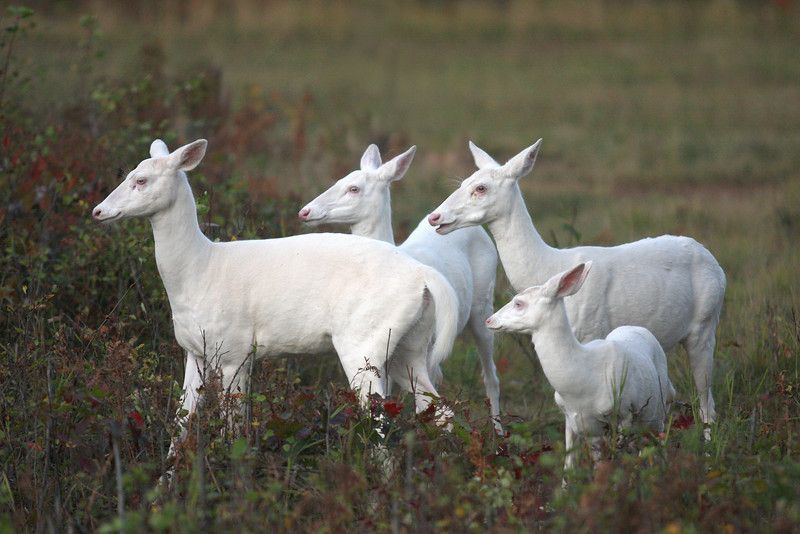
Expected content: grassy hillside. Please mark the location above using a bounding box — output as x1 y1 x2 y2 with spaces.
1 1 799 530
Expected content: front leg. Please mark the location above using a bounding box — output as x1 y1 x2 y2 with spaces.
173 353 204 447
589 436 604 466
160 352 204 489
562 417 577 488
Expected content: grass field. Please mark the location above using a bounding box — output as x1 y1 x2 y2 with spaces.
2 1 800 531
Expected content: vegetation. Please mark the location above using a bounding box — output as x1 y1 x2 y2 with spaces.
1 1 798 531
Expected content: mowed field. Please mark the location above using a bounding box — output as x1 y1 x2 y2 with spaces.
2 1 799 531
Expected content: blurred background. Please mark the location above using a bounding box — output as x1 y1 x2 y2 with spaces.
2 1 799 530
20 1 800 190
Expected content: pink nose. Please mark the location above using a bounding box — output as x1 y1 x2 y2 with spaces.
298 207 311 221
485 317 494 326
427 212 441 225
92 207 103 220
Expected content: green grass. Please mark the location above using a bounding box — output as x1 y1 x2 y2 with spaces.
2 1 799 530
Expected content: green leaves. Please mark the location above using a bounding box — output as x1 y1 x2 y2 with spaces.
6 6 34 26
230 437 249 460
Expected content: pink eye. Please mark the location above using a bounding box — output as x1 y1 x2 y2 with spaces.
136 178 147 186
475 184 486 194
349 186 360 193
513 299 524 309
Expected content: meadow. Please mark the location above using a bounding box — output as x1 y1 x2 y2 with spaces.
1 0 799 531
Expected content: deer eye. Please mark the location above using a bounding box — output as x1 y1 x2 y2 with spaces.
348 186 360 193
475 184 487 194
513 299 524 310
136 177 147 186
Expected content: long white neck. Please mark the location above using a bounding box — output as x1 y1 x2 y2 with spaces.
150 174 212 300
529 302 591 398
349 191 395 245
487 183 561 291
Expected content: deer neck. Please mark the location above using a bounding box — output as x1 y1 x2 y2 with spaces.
529 303 591 398
150 175 212 299
487 184 560 291
350 192 395 245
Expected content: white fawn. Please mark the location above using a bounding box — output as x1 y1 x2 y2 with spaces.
486 262 675 475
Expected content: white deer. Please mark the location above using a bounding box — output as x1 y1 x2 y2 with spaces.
486 262 675 475
92 138 460 461
298 144 502 432
428 140 725 432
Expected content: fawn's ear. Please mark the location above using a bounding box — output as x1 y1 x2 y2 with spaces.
378 145 416 182
544 261 592 299
360 144 382 171
502 139 542 180
170 139 208 172
150 139 170 158
469 140 501 170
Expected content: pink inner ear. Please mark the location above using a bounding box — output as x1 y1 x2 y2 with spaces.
557 265 584 295
182 146 201 166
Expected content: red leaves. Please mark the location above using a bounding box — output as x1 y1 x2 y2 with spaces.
466 428 489 472
520 444 553 466
496 356 511 375
30 156 47 182
127 410 145 430
672 413 694 430
417 402 437 424
383 400 403 418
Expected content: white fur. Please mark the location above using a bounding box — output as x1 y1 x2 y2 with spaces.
428 139 725 426
299 144 502 431
92 139 460 450
487 263 676 473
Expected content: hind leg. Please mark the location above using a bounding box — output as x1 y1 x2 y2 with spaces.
390 358 452 427
333 336 389 406
469 308 502 434
683 319 718 432
389 328 452 427
218 358 253 436
389 355 439 413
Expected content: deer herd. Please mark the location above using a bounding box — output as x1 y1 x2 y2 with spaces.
92 137 725 482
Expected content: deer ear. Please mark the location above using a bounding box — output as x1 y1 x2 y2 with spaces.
150 139 170 158
545 262 592 299
502 139 542 180
469 140 500 170
171 139 208 171
379 145 416 182
360 144 382 171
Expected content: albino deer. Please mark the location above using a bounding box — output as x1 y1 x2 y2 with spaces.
92 139 460 462
486 262 675 476
428 140 725 431
298 144 502 432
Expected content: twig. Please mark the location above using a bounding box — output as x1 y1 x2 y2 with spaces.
0 16 20 107
196 392 207 530
747 406 757 454
384 329 392 395
111 428 125 525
